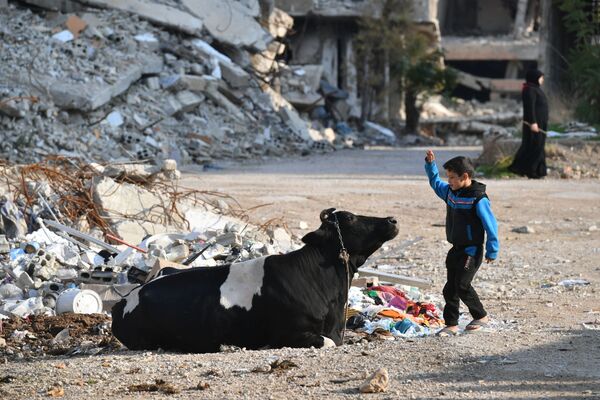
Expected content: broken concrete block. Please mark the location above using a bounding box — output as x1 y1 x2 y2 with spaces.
49 55 163 111
78 284 139 308
261 86 312 142
215 232 243 248
220 62 252 89
191 39 233 65
0 97 30 118
204 87 247 122
271 227 293 252
183 0 271 50
79 0 203 35
103 163 159 181
175 91 204 113
92 176 165 219
267 8 294 38
146 259 191 283
162 159 177 172
134 33 159 51
16 272 35 290
112 220 172 245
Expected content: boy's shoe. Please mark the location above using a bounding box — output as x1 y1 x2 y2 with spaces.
436 326 459 337
465 318 489 332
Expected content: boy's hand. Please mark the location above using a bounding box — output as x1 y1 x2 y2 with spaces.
425 149 435 163
485 258 495 264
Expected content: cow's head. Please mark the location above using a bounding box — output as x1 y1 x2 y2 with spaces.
302 208 399 269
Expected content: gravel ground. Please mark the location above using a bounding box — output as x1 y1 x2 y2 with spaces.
2 147 599 399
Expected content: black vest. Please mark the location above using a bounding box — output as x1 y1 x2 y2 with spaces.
445 181 487 247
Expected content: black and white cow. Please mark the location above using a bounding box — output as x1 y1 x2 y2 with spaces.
111 208 398 353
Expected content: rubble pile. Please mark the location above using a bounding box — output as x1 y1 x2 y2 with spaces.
0 1 364 166
0 157 300 326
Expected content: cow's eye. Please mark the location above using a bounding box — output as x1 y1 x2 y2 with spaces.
343 214 355 222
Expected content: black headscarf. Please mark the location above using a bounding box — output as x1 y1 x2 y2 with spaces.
525 69 544 85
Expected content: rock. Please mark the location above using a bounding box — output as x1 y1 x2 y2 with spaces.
182 0 271 50
92 176 165 219
266 8 293 38
80 0 203 35
359 368 389 393
111 220 171 245
220 62 252 89
512 226 535 234
49 55 164 111
181 75 218 93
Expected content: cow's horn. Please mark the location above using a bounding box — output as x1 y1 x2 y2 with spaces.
320 208 336 223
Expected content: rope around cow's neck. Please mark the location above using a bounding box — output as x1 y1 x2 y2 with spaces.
332 214 351 345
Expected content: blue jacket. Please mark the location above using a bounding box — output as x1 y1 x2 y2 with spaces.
425 161 499 260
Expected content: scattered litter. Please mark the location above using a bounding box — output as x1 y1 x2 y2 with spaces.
128 379 180 395
346 285 443 339
582 322 600 330
51 30 74 42
558 279 590 288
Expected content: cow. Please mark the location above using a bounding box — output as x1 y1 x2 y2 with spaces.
111 208 398 353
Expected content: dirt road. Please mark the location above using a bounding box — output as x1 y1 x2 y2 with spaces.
2 147 599 399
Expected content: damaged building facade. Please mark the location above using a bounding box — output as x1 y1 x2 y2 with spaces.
275 0 565 118
274 0 440 123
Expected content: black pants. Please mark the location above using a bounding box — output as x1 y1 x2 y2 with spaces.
442 246 487 326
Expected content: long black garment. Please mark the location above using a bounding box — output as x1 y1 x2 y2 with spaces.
509 81 549 179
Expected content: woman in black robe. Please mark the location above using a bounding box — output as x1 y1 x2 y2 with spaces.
509 69 549 179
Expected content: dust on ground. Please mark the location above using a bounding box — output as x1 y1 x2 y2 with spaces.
1 147 599 400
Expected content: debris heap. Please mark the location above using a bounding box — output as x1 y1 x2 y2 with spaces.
0 0 364 166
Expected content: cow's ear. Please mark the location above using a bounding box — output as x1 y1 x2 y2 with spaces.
301 227 328 246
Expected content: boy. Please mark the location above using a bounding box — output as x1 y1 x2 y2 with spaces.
424 150 499 336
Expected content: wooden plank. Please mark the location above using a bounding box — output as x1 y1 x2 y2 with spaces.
357 268 432 289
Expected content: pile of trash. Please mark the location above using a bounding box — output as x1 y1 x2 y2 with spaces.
346 285 444 339
0 1 372 167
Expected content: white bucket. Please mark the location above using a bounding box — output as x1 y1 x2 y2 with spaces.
56 288 103 314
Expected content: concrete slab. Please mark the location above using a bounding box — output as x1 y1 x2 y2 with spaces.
182 0 271 50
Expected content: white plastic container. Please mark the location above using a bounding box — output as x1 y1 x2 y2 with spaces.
56 288 103 314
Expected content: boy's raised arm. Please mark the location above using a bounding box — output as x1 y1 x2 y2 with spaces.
424 150 449 200
476 198 499 261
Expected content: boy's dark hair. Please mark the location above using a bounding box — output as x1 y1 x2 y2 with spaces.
443 156 474 177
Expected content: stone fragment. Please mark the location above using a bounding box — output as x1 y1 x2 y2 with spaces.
512 226 535 234
359 368 389 393
183 0 270 50
79 0 203 35
92 176 165 218
220 62 251 89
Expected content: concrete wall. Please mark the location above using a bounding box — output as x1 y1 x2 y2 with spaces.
441 0 514 35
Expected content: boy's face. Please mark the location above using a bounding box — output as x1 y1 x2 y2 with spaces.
446 170 470 191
